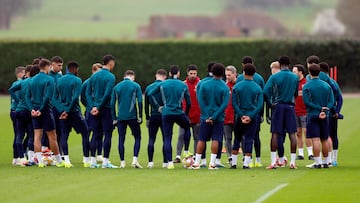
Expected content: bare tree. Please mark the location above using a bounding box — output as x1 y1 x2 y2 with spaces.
337 0 360 36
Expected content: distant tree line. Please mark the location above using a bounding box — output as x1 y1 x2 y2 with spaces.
0 0 42 30
223 0 309 10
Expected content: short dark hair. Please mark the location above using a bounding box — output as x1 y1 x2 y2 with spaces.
156 69 167 76
30 65 40 77
319 62 330 73
170 65 180 75
278 55 291 66
103 54 115 65
211 63 225 77
67 61 79 70
293 64 305 75
25 65 32 74
309 64 320 77
242 56 253 64
124 70 135 77
306 55 320 64
39 59 51 69
243 63 256 76
187 64 197 72
51 56 63 63
207 61 216 72
32 57 41 65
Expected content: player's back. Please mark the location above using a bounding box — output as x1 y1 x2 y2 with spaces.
265 69 298 104
88 69 115 107
29 72 54 109
160 79 188 115
113 79 141 120
303 78 334 116
56 73 82 112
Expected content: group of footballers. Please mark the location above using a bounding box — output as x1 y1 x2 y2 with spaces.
9 53 343 170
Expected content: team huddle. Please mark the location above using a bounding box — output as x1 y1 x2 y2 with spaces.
9 54 343 170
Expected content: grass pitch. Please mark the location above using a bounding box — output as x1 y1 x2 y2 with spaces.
0 96 359 203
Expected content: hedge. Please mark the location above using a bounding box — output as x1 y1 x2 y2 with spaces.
1 39 359 93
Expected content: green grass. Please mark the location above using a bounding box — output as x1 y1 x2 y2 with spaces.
0 95 359 203
0 0 338 39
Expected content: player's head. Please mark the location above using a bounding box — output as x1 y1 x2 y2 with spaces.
124 70 135 81
92 63 102 74
292 64 305 79
30 65 40 77
243 63 256 77
187 64 198 81
155 68 167 81
225 65 237 83
306 55 320 68
51 56 64 73
25 65 32 78
39 59 51 74
242 56 253 67
319 62 330 73
211 63 225 78
32 57 42 65
169 65 180 79
309 64 321 77
278 55 291 68
15 66 25 79
207 61 216 73
67 61 79 75
103 54 115 71
270 61 280 75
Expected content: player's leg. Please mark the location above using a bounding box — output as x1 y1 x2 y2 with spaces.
26 115 35 164
330 117 339 165
209 121 224 170
159 121 167 168
253 115 262 167
296 116 305 159
96 132 104 162
59 118 71 167
177 114 192 156
162 115 175 169
320 118 330 168
129 119 142 168
192 123 200 156
100 108 115 167
117 121 127 167
230 120 242 169
174 127 185 163
193 120 208 168
89 113 101 167
15 111 27 165
223 124 233 164
243 120 257 169
268 105 283 169
215 135 225 168
72 111 90 167
10 111 20 165
285 105 298 169
307 116 321 168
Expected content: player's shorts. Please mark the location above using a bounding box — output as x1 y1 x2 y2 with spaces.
271 103 297 134
306 114 329 140
198 120 224 142
233 118 257 152
87 107 113 132
32 108 56 131
58 111 88 135
296 115 307 128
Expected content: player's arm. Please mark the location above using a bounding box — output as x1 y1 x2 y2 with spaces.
327 87 335 111
110 88 117 121
302 88 322 112
212 87 230 121
98 76 115 110
197 86 207 118
136 85 143 120
8 82 22 96
85 78 94 109
66 80 81 113
80 81 87 107
52 85 64 113
147 83 160 98
39 80 55 112
248 91 264 120
184 87 191 116
25 82 34 111
144 89 150 120
263 77 273 105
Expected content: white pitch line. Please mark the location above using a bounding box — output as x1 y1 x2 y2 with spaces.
254 183 288 203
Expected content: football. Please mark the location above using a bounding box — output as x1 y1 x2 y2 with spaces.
182 156 194 168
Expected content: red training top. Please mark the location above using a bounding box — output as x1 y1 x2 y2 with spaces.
224 81 235 125
295 77 307 116
182 77 201 124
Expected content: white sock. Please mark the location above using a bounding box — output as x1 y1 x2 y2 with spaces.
314 156 321 165
215 158 221 164
121 161 126 166
279 157 284 164
41 146 47 151
133 156 138 162
256 157 261 163
184 150 189 155
333 150 338 162
103 158 109 165
328 152 332 163
90 157 96 164
271 152 277 165
176 155 181 159
210 153 217 166
307 146 313 156
162 163 168 168
27 150 34 161
201 158 207 166
194 153 202 165
84 157 90 164
290 153 296 165
148 162 154 166
231 154 238 166
244 156 251 166
298 148 304 156
64 155 70 164
168 161 173 166
325 156 331 164
53 154 61 163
